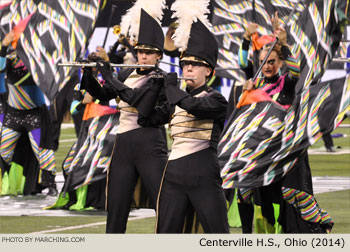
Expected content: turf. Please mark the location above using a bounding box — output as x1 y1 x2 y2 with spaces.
309 154 350 176
0 216 106 234
316 190 350 234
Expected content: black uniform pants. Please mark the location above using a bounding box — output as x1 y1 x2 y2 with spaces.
322 132 334 149
106 127 168 233
157 148 229 233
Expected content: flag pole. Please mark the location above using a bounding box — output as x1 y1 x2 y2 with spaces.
102 4 118 49
159 60 242 71
215 67 242 71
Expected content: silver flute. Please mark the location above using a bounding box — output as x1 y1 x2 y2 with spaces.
178 77 197 80
58 62 196 80
149 74 197 80
58 62 156 68
332 58 350 63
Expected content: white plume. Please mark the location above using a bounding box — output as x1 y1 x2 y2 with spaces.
171 0 211 52
120 12 132 36
120 0 166 41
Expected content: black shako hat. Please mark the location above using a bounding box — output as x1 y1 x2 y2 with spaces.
134 9 164 53
180 19 218 69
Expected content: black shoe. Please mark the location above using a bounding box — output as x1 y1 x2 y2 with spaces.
41 170 57 196
326 147 336 152
47 185 58 196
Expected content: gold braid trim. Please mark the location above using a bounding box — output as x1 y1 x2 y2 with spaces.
120 106 139 114
172 129 212 140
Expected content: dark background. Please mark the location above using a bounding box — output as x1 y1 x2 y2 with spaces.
95 0 214 27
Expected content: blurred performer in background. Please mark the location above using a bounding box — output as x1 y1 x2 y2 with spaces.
95 25 137 66
49 69 81 148
0 31 57 196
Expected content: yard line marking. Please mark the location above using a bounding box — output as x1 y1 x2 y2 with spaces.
308 148 350 155
61 123 75 129
60 138 77 142
28 215 155 234
29 222 106 234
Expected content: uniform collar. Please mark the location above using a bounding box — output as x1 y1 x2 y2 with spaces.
264 74 279 83
186 83 208 96
136 67 155 75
